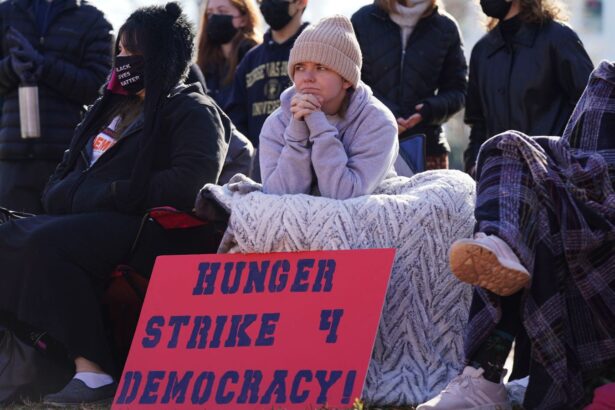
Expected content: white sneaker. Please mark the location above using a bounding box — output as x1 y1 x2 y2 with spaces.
417 366 512 410
449 233 530 296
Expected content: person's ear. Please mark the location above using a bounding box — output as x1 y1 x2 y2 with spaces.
236 15 247 28
296 0 308 12
342 80 352 90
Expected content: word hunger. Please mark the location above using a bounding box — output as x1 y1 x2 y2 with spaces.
192 258 336 295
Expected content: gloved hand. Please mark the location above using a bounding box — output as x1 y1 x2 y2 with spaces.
9 48 35 82
226 173 262 194
6 27 44 81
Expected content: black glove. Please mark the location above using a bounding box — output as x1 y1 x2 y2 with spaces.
6 27 44 80
9 48 35 83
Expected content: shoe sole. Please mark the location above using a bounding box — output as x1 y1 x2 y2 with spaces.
450 241 530 296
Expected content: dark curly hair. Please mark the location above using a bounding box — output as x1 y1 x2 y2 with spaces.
486 0 568 30
111 3 196 212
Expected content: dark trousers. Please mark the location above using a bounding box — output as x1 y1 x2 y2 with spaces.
0 212 143 374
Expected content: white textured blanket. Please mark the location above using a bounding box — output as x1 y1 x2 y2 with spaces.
201 171 476 405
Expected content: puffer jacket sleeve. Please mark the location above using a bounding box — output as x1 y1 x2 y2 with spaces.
39 9 113 104
351 9 402 116
422 20 467 125
0 9 20 95
0 56 19 96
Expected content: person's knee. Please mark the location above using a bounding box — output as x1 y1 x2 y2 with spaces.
23 220 64 257
483 131 528 153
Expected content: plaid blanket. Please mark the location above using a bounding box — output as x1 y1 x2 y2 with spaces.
466 61 615 409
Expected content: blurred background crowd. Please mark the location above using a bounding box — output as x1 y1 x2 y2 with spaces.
93 0 613 170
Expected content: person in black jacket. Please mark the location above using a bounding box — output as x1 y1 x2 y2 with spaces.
196 0 261 108
463 0 593 176
351 0 467 171
0 0 113 213
0 3 229 405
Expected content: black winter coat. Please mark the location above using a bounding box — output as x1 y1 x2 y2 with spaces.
351 5 467 156
464 19 594 171
42 84 230 215
0 0 113 161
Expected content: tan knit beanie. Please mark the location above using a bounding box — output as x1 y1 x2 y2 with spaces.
288 15 362 88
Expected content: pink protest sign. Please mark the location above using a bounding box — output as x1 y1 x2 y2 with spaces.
113 249 395 409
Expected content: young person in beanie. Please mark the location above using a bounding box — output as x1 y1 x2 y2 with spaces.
224 0 309 181
259 15 398 199
0 3 230 405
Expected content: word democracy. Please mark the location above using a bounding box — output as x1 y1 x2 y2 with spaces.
116 368 357 406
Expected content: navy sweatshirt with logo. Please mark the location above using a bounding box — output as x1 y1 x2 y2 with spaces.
224 23 309 147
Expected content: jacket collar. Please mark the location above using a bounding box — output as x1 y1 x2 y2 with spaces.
485 21 539 57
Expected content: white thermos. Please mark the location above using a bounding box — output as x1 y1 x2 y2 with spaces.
18 84 41 139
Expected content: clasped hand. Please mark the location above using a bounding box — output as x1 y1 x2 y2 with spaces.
290 93 323 121
6 27 44 82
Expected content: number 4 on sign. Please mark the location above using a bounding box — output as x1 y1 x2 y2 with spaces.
319 309 344 343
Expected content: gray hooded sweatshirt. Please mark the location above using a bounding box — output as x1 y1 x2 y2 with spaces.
259 82 399 199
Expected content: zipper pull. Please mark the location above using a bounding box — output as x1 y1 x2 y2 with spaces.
40 36 45 45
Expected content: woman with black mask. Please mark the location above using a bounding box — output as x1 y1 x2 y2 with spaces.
0 3 230 405
463 0 593 177
196 0 261 107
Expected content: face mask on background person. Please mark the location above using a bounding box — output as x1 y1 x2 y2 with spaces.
207 14 239 45
115 55 145 94
480 0 513 20
259 0 297 31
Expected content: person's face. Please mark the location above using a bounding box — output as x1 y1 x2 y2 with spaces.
117 36 145 98
117 38 130 57
257 0 305 22
207 0 246 29
293 62 351 105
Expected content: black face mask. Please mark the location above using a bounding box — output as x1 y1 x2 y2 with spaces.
260 0 296 31
480 0 512 20
115 55 145 94
207 14 238 45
